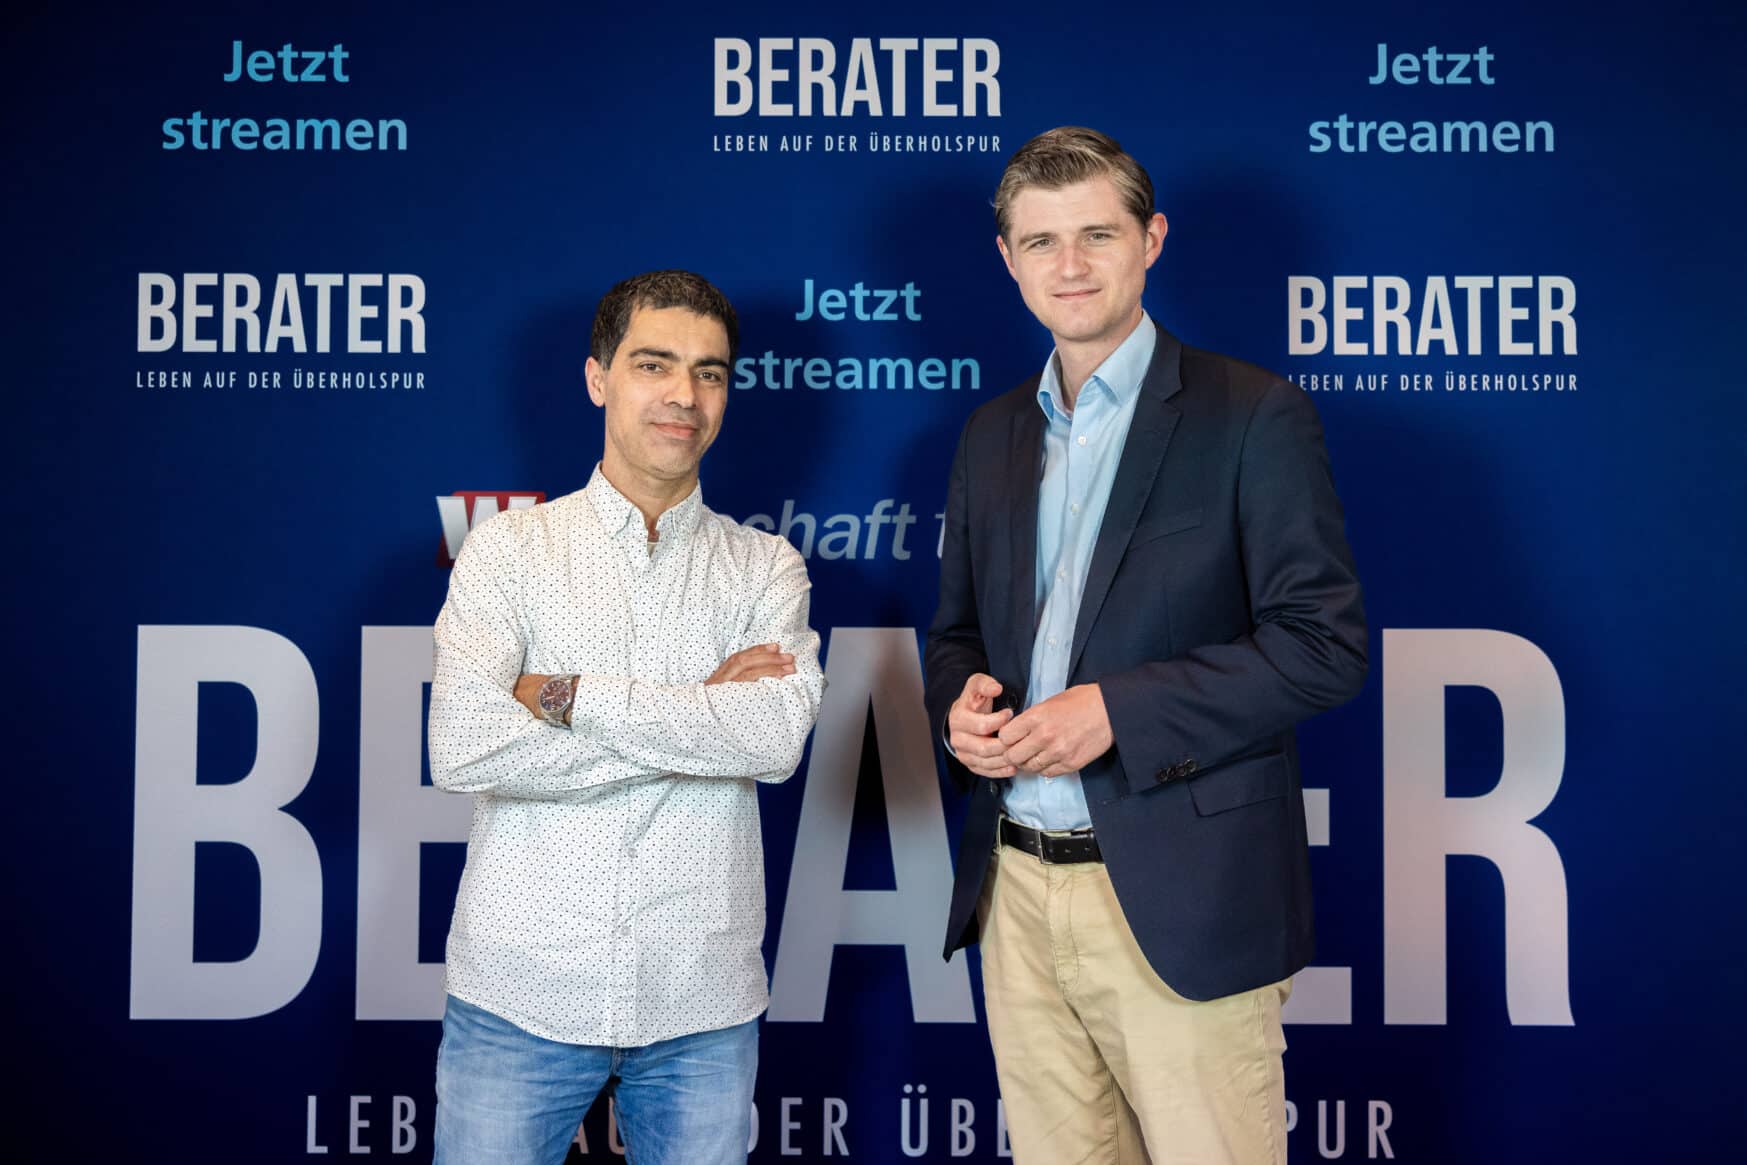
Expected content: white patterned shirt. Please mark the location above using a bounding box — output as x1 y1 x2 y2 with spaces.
429 465 824 1047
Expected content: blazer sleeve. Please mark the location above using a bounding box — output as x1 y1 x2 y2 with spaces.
1099 378 1368 780
924 418 992 793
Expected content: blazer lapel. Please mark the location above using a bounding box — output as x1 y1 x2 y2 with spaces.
1067 324 1184 679
1007 401 1045 695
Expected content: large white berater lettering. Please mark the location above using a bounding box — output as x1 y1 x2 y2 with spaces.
1288 275 1576 356
714 38 1000 117
131 625 322 1018
1383 629 1573 1025
128 624 1573 1027
356 628 471 1019
769 628 974 1022
137 272 425 354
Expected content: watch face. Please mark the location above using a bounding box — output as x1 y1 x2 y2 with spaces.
538 675 572 714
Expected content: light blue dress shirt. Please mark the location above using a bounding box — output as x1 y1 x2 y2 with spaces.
1003 314 1156 831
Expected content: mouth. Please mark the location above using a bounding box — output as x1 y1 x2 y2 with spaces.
651 421 700 440
1053 288 1100 301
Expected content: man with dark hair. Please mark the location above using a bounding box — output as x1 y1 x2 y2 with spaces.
590 268 741 369
927 127 1367 1163
428 269 823 1164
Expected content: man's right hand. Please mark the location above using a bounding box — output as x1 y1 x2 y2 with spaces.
707 643 796 685
948 673 1017 778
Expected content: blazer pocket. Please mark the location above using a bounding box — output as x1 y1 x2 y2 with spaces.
1129 507 1203 547
1186 752 1289 816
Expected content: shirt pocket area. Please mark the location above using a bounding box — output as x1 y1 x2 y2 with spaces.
1185 751 1289 816
668 630 733 684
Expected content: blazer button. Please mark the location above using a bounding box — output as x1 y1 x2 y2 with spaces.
1155 768 1169 783
1184 759 1198 775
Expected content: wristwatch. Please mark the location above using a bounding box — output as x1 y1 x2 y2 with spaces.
536 673 581 726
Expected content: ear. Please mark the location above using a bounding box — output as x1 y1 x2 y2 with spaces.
996 234 1018 282
1143 212 1168 269
584 356 607 407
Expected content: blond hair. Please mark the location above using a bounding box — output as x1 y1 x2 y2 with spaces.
993 126 1155 239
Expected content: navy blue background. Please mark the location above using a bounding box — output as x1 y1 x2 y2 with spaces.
6 0 1745 1159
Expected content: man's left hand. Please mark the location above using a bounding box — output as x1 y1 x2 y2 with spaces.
996 683 1113 777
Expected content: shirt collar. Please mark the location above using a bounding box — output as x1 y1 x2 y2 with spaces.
1036 311 1157 423
584 464 703 544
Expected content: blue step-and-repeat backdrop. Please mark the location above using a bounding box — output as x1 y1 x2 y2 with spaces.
7 0 1744 1159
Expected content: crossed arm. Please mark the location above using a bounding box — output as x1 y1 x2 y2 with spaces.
428 522 824 799
512 643 799 723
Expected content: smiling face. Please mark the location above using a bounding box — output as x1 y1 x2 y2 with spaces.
585 305 731 504
997 174 1167 356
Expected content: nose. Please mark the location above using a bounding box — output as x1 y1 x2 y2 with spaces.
664 372 697 409
1059 241 1091 278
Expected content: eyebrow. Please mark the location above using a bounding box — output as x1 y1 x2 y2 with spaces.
624 346 729 369
1016 222 1124 246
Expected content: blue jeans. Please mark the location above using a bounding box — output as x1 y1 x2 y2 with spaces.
434 994 758 1165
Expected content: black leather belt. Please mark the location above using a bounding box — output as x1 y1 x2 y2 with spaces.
999 816 1103 864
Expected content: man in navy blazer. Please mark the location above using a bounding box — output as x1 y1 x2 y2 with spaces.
925 127 1367 1164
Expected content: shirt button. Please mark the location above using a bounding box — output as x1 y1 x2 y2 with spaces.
1077 435 1088 446
1057 567 1066 579
1070 503 1080 515
1047 636 1058 647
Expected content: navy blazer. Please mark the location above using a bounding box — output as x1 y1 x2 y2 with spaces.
924 321 1367 1002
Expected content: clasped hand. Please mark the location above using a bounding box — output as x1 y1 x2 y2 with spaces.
947 674 1112 779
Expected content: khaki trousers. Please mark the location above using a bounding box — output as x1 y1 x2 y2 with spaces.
977 843 1290 1165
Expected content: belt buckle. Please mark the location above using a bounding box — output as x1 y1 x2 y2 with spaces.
1039 826 1092 864
1000 816 1095 864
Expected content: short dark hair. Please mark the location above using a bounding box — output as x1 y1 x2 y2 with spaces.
994 126 1156 240
590 270 739 367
